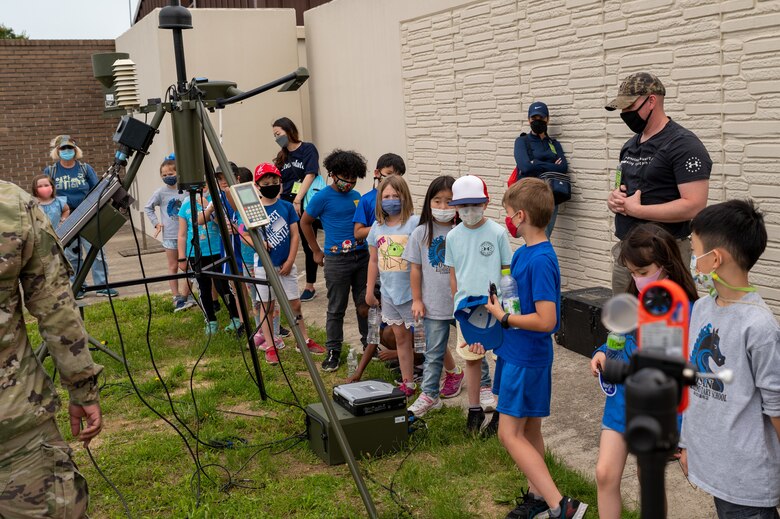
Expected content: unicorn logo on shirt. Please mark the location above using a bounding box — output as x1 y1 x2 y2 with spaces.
690 323 726 394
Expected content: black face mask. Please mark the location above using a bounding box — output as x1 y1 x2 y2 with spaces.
530 119 547 135
259 184 281 199
620 96 652 134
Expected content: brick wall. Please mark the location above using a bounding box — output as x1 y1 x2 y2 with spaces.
0 40 119 189
400 0 780 314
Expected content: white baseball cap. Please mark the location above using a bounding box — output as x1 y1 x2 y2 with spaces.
449 175 489 206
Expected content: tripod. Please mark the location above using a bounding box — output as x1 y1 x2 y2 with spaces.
53 2 378 516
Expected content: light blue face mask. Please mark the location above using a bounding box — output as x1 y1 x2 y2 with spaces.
381 199 402 216
59 149 76 161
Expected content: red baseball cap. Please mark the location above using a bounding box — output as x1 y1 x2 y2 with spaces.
254 162 281 182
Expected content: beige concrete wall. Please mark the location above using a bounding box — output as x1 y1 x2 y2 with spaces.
115 8 304 237
305 0 780 315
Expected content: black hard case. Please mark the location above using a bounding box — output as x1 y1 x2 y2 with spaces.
555 286 612 358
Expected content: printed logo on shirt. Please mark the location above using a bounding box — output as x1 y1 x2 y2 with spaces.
53 168 88 192
684 156 703 174
479 241 495 257
427 235 449 274
166 198 182 219
690 323 727 401
376 235 409 272
265 209 290 249
281 159 305 172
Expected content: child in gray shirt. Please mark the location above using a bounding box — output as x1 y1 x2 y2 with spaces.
144 157 193 311
681 200 780 516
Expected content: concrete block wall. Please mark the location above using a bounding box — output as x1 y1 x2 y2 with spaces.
0 40 119 190
399 0 780 314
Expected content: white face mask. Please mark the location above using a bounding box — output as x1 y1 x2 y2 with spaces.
431 208 456 223
458 206 484 226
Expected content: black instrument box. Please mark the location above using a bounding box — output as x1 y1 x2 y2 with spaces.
555 286 612 358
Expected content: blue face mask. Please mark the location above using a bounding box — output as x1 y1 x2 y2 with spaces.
59 149 76 161
162 176 177 186
381 199 402 216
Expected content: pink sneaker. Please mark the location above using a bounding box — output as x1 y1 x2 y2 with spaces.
273 336 285 351
296 338 325 355
440 368 464 399
398 381 417 398
253 332 266 351
265 346 279 365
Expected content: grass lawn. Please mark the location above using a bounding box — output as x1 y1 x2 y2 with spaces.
29 294 637 518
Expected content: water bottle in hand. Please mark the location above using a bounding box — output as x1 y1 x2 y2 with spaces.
413 318 426 354
499 268 520 315
367 305 380 345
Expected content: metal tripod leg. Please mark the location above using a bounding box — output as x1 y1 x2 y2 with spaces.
199 101 378 519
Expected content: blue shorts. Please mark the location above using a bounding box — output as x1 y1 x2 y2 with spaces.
162 239 178 250
493 357 551 418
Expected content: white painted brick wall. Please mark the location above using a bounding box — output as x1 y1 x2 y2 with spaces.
400 0 780 316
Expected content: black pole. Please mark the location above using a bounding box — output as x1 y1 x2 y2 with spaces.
172 28 188 93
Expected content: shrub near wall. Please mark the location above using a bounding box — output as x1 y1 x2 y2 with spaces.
399 0 780 314
0 39 118 188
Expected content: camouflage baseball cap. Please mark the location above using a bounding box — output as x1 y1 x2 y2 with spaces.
53 134 77 148
605 72 666 111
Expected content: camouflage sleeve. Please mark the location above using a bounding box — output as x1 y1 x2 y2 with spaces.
20 195 103 405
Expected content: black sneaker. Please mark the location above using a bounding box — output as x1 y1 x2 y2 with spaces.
538 497 588 519
321 350 341 372
466 407 488 435
481 412 499 438
278 326 291 338
505 488 549 519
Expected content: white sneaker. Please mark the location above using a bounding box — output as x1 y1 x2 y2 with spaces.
408 393 442 417
479 386 496 412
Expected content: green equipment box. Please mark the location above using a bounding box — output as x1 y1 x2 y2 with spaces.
305 401 409 466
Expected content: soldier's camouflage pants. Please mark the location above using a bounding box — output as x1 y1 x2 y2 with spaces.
0 419 88 518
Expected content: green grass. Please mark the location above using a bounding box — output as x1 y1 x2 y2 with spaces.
30 295 638 518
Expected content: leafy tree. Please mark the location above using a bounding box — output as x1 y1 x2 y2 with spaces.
0 24 28 40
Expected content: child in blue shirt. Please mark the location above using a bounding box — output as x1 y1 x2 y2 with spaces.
353 153 406 241
31 174 70 228
300 149 369 372
365 175 419 396
251 163 325 365
445 175 512 432
476 177 587 519
589 223 698 519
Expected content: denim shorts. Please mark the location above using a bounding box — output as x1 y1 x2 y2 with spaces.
382 298 414 328
162 239 178 250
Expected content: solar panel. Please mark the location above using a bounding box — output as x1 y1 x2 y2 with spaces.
57 176 122 247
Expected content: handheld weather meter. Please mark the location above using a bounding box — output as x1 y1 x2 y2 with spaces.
229 182 271 229
637 279 690 411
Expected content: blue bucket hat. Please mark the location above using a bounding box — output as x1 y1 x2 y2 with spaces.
454 295 503 349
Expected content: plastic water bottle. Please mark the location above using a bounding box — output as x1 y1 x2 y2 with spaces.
413 318 426 354
367 306 381 345
499 269 520 315
606 332 626 360
347 348 357 378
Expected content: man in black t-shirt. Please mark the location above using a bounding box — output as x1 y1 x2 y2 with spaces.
605 72 711 293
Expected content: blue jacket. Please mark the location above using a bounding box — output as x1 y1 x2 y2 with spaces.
513 133 568 178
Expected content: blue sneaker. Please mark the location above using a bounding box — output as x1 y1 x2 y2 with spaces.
96 288 119 297
205 321 219 336
300 288 316 302
224 317 242 332
505 488 549 519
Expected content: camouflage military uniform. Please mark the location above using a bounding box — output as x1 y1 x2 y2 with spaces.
0 180 103 518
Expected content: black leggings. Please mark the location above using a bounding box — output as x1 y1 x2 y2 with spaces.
190 254 238 322
298 219 321 285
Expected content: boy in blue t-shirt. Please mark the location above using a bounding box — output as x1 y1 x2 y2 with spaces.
301 150 369 372
474 178 587 519
444 175 512 431
251 163 324 365
353 153 406 241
